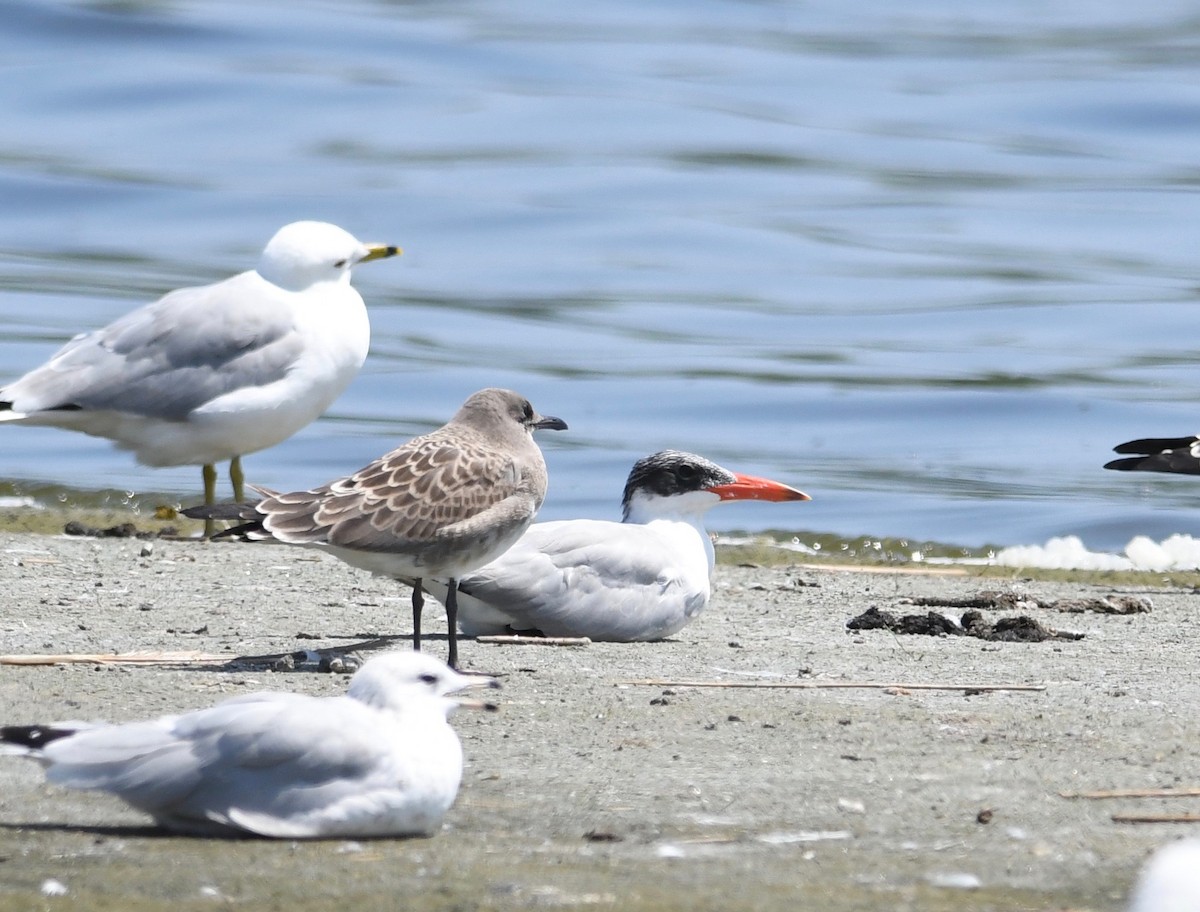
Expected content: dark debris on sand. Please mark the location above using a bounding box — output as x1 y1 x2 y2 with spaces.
63 520 176 540
900 589 1151 615
846 606 1085 642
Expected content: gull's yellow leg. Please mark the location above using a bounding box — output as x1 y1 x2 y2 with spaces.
230 455 245 503
201 463 217 538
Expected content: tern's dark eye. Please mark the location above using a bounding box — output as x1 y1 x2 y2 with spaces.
676 463 698 482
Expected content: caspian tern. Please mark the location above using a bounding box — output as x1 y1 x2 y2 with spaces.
1 652 496 838
184 388 568 667
419 450 810 642
0 222 401 530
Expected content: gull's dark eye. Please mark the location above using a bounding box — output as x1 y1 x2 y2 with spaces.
334 258 348 268
418 673 439 685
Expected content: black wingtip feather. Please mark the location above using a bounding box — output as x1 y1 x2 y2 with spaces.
1111 436 1200 455
1104 435 1200 475
0 724 77 750
1104 456 1200 476
1104 457 1146 472
209 520 269 541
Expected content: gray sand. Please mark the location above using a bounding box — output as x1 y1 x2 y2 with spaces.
0 531 1196 911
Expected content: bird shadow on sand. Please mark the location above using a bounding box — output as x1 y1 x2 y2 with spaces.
1 633 476 675
206 632 438 673
0 819 434 841
0 820 186 839
233 631 511 679
220 633 503 679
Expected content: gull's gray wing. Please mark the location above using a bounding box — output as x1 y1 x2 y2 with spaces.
43 692 397 836
2 272 304 420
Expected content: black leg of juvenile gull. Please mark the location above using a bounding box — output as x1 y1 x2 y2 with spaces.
412 583 424 653
445 580 459 670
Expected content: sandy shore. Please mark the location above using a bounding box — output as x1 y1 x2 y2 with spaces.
0 530 1197 911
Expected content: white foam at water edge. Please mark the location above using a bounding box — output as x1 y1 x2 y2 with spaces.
0 496 41 510
715 533 1200 572
993 534 1200 572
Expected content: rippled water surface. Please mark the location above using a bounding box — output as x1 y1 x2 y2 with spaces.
4 0 1200 549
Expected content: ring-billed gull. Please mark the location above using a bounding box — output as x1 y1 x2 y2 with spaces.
186 388 568 668
0 652 497 838
0 221 401 525
419 450 809 641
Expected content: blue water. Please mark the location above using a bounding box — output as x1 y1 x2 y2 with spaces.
3 0 1200 551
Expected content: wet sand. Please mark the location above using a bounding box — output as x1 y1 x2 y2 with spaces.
0 530 1197 911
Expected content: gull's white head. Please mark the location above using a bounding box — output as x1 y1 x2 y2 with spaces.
346 651 497 715
1129 840 1200 912
257 220 400 292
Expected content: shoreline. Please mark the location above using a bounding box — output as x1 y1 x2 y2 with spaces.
7 500 1200 587
0 529 1197 910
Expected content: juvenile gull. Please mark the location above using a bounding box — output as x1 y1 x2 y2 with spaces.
1105 435 1200 477
187 388 567 667
0 652 496 838
0 221 401 524
421 450 809 642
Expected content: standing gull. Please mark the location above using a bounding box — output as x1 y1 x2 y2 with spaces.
1105 435 1200 477
187 388 567 667
0 221 401 525
421 450 809 642
0 652 497 838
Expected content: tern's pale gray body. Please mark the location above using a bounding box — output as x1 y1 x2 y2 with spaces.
187 388 567 666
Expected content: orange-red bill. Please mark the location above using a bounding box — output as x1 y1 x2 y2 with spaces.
707 472 811 503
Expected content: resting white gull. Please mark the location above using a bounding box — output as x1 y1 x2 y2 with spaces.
0 652 496 838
